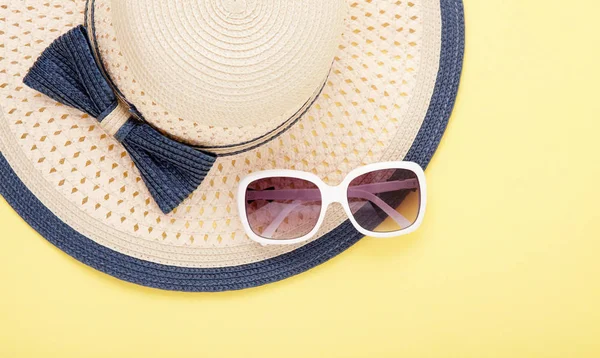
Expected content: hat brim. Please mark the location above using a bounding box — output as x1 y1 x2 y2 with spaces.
0 0 463 292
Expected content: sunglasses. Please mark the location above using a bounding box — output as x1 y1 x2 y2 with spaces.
237 162 427 245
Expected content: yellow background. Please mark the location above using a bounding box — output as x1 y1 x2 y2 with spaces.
1 0 599 356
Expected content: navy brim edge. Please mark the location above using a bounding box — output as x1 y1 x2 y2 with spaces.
0 0 464 292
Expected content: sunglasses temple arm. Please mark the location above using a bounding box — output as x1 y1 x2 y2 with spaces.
259 192 411 238
245 179 419 201
246 179 417 234
348 189 413 228
245 189 321 201
350 179 419 195
261 201 304 238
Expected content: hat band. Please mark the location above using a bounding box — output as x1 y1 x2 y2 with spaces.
84 0 330 155
199 75 328 156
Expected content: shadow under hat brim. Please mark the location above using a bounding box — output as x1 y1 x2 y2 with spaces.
0 0 464 292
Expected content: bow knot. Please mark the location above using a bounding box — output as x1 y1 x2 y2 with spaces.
99 102 130 136
23 25 216 214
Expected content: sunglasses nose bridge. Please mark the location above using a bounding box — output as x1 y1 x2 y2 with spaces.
322 184 346 205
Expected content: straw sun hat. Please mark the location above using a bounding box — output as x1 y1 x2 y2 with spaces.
0 0 464 291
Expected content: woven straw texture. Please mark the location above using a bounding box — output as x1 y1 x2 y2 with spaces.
89 0 437 151
109 0 345 129
0 0 464 291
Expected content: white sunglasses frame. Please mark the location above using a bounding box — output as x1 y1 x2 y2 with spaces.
237 161 427 246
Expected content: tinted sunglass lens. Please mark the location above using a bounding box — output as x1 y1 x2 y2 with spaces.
347 168 421 233
245 177 322 240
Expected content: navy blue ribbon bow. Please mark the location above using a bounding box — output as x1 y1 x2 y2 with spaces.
23 26 217 214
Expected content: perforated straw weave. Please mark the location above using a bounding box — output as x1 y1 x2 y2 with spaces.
0 0 464 291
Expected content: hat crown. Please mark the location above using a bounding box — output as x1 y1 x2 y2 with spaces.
111 0 347 128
